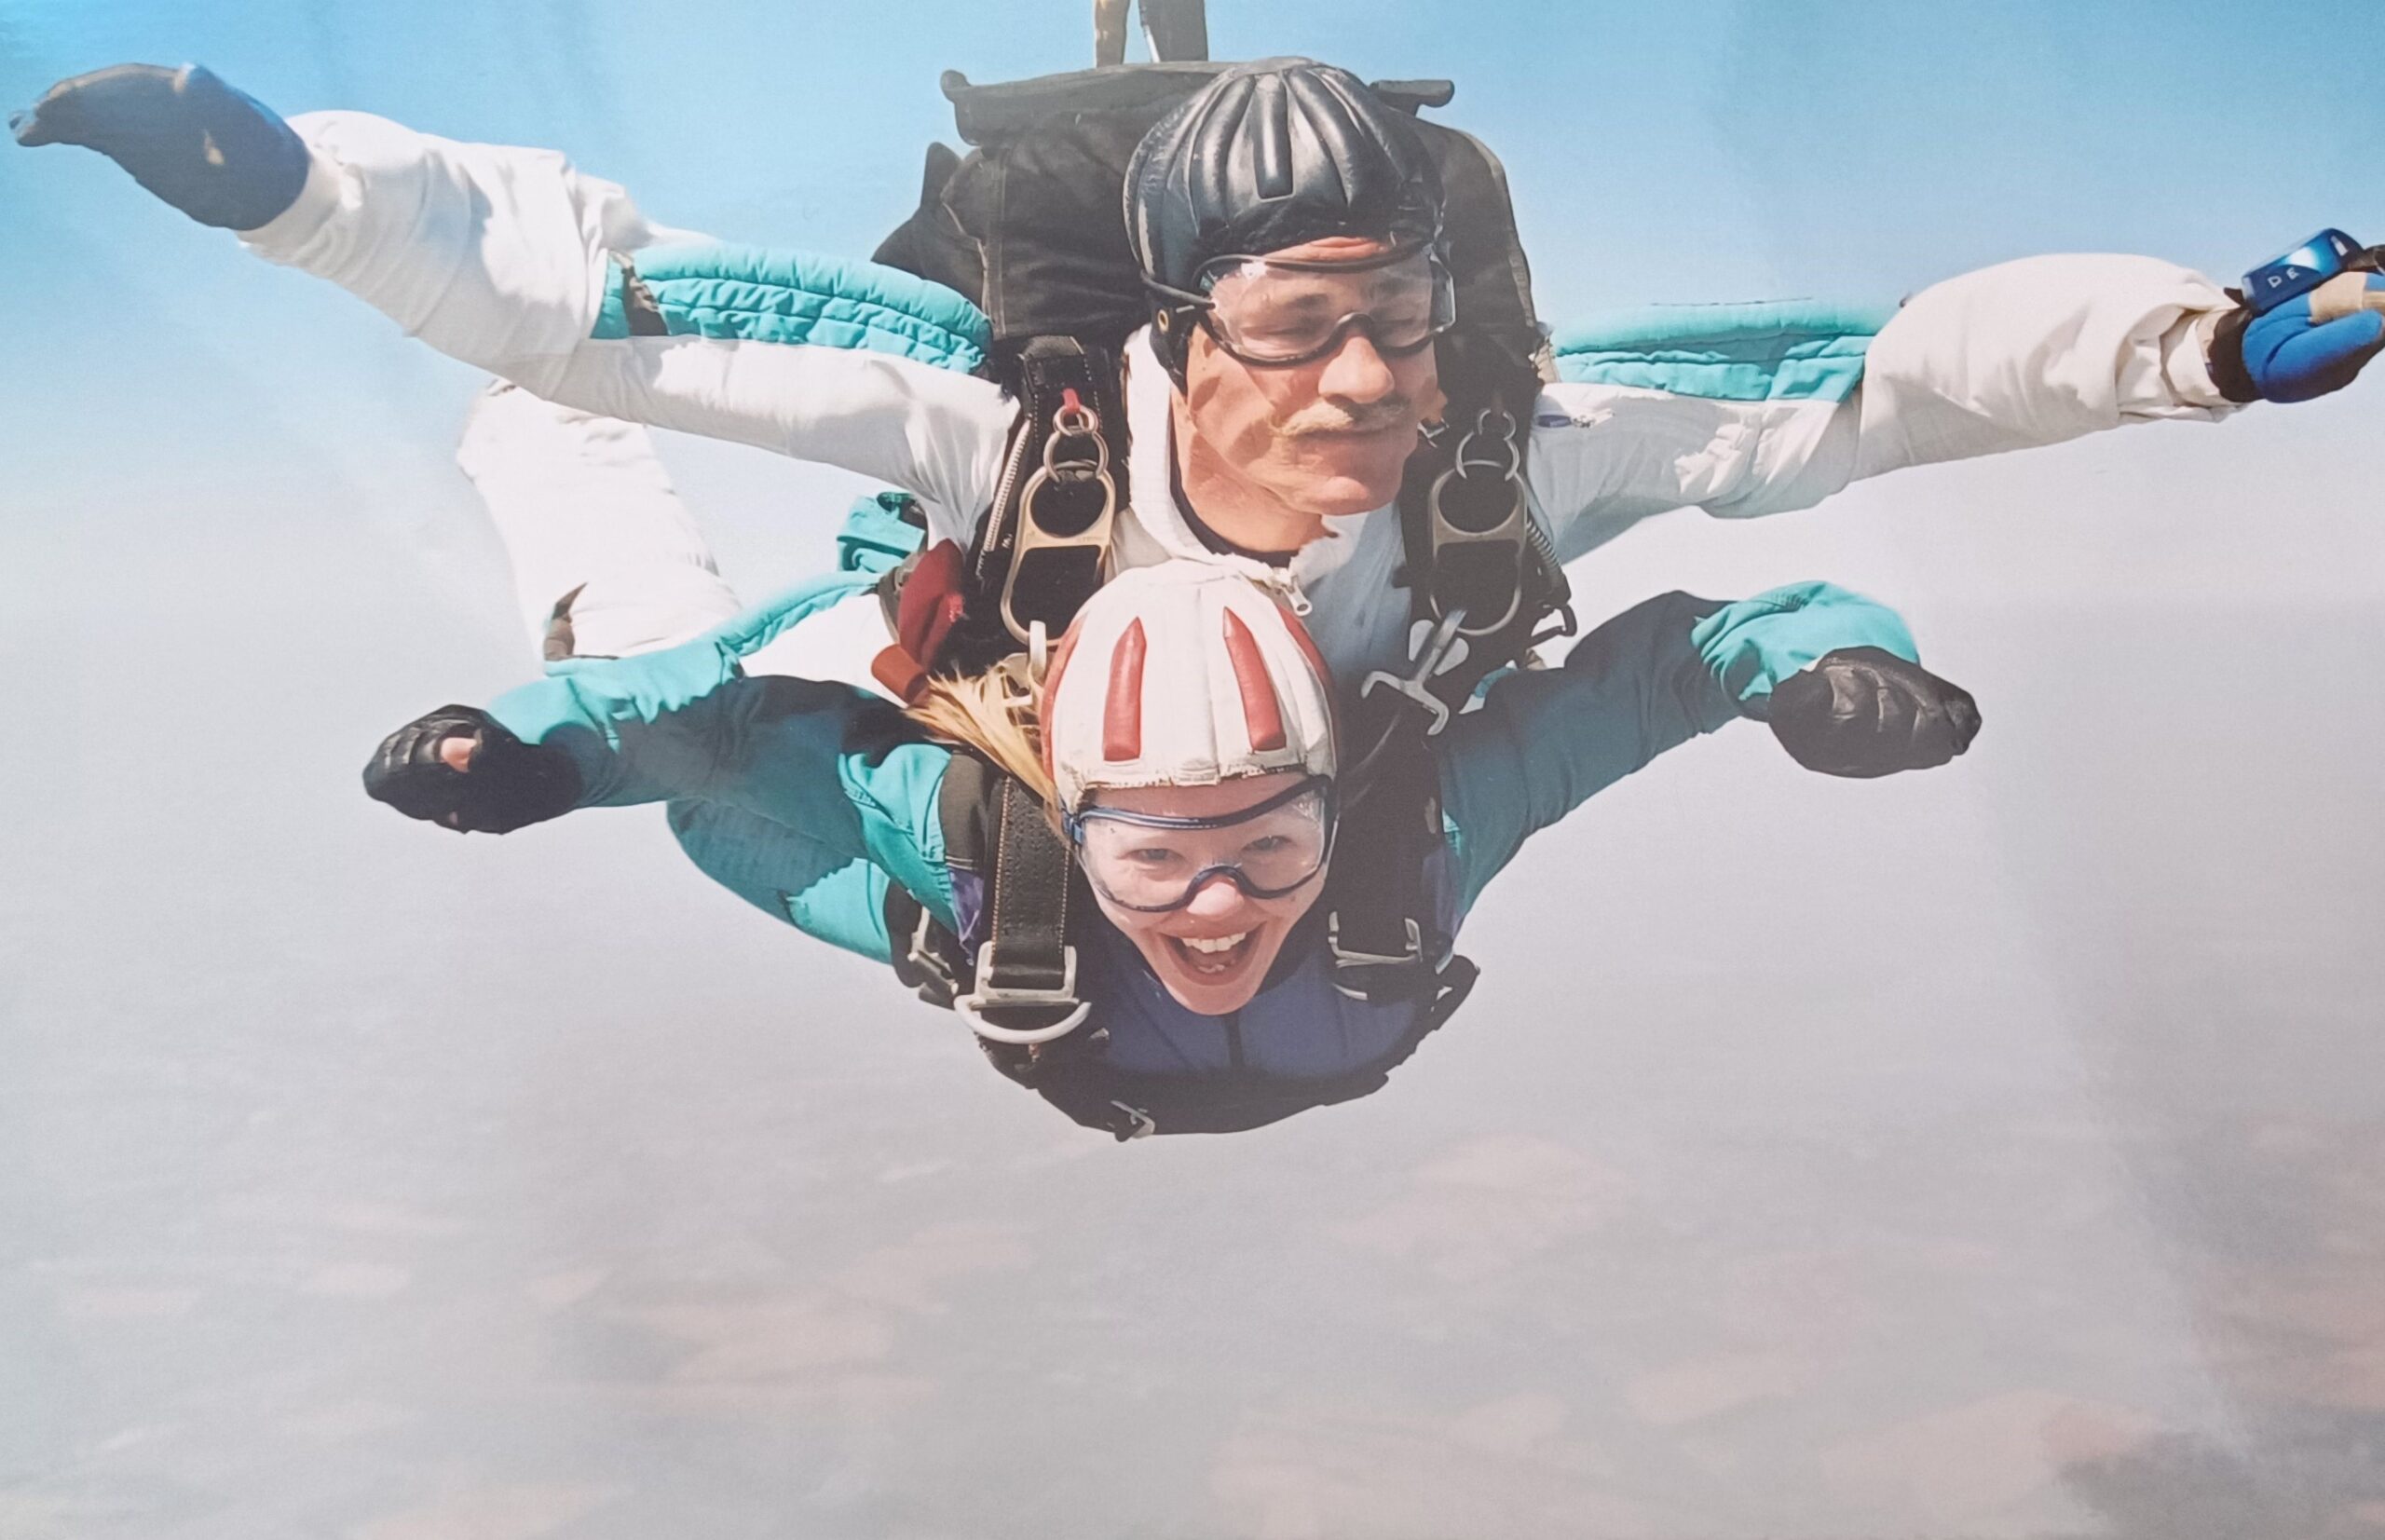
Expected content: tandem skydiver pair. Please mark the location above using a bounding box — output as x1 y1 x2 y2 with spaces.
15 56 2381 1133
362 381 1978 1138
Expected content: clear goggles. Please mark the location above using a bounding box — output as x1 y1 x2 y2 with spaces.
1063 776 1337 913
1151 246 1456 366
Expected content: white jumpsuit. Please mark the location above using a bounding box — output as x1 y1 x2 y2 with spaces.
246 110 2243 684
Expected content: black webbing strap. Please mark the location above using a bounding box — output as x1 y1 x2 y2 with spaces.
985 777 1072 992
950 776 1088 1043
1326 705 1445 1003
883 756 1089 1054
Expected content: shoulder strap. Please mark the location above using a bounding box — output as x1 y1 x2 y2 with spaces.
882 755 1095 1050
1323 708 1447 1002
951 773 1088 1044
1329 348 1569 1004
1392 347 1574 705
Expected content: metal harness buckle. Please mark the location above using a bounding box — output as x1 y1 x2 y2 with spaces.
1359 609 1471 737
903 906 962 1003
1327 915 1427 1002
952 943 1091 1045
999 392 1118 646
1421 409 1534 638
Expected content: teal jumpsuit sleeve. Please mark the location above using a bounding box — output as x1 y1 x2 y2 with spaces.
1435 581 1920 917
478 612 960 935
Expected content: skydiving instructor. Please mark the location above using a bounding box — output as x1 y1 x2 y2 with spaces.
17 59 2383 693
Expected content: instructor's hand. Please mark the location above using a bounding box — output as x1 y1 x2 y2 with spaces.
11 63 307 230
363 706 582 835
2212 272 2385 404
1767 647 1981 779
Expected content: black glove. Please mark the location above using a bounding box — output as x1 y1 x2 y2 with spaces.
1766 647 1981 779
12 63 308 231
362 705 581 834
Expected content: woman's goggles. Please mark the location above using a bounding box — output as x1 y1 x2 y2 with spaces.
1064 776 1337 913
1151 247 1457 367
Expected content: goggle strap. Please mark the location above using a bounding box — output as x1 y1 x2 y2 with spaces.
1069 774 1330 834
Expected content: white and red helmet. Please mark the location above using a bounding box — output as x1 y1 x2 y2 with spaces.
1041 564 1337 814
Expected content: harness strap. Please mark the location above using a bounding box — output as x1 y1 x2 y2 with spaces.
887 757 1098 1068
1326 704 1446 1003
951 775 1089 1044
1392 363 1574 715
1329 356 1570 1002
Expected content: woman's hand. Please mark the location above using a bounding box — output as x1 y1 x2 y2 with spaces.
362 706 582 834
1766 647 1981 778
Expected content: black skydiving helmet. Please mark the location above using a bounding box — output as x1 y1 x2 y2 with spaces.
1124 59 1450 378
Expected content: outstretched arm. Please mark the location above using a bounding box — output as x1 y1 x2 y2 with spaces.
13 64 1011 525
1524 239 2380 560
1436 582 1977 914
361 597 959 928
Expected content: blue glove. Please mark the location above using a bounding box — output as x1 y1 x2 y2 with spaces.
2212 271 2385 404
11 63 307 231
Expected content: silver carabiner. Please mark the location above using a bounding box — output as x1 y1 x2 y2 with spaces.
1422 407 1535 639
1000 398 1120 646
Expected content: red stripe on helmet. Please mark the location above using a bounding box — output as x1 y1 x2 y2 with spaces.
1271 594 1337 766
1221 607 1288 752
1102 618 1148 761
1038 618 1086 790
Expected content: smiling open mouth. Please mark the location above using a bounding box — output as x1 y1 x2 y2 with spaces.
1166 929 1257 977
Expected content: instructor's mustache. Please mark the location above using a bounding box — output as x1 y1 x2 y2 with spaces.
1281 396 1419 437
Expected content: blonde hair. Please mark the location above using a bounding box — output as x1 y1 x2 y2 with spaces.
904 658 1056 806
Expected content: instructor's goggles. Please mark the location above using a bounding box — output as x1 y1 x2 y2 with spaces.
1064 777 1337 912
1150 247 1456 366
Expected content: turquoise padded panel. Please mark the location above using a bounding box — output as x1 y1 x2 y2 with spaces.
1552 301 1895 402
594 246 991 373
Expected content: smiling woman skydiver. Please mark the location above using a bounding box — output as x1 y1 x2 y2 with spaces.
359 388 1979 1138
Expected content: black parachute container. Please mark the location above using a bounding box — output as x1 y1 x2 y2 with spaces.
870 54 1547 397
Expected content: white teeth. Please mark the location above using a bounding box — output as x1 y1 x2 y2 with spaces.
1180 932 1249 954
